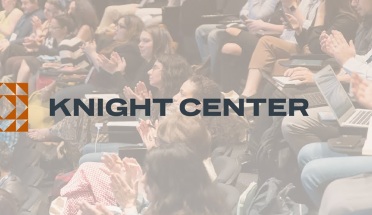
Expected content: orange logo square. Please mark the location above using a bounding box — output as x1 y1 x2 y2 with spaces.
0 83 28 132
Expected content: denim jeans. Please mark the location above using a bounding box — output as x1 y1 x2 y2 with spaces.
298 142 372 207
195 24 226 73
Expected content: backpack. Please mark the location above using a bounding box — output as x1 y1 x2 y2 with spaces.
239 178 309 215
256 116 297 185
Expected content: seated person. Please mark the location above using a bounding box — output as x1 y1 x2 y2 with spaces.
14 14 80 93
96 0 178 35
57 112 219 214
241 0 357 98
282 27 372 154
298 73 372 208
195 0 279 74
0 189 19 215
0 0 45 54
0 142 27 209
78 75 247 162
1 0 65 78
45 25 175 123
67 0 98 42
78 143 229 215
319 173 372 215
0 0 23 41
281 0 372 153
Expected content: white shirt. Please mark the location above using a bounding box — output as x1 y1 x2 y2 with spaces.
343 49 372 80
240 0 280 20
280 0 321 44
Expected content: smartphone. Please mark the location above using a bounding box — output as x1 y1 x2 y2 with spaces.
318 111 337 122
328 135 363 148
240 14 249 21
280 9 293 29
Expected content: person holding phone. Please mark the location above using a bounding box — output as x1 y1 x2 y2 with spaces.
241 0 358 98
195 0 279 75
216 0 316 92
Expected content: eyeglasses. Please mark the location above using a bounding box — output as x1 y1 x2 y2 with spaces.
117 23 127 29
49 26 61 31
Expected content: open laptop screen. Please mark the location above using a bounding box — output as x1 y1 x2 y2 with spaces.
314 65 354 119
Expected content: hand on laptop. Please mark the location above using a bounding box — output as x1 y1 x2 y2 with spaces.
351 73 372 109
284 67 314 85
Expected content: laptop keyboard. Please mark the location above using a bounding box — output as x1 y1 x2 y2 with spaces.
349 110 372 125
300 92 327 107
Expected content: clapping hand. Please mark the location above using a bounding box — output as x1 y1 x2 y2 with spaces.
110 160 141 209
351 73 372 109
97 52 126 74
81 41 97 55
102 153 126 175
31 16 42 33
123 81 152 104
320 31 332 56
137 119 159 150
325 30 356 65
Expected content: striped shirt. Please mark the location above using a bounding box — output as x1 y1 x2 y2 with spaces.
59 37 90 69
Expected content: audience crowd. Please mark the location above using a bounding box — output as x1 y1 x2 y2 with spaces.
0 0 372 214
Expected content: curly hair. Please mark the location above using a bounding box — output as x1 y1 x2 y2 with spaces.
144 143 228 215
156 54 192 98
187 75 222 101
186 75 248 150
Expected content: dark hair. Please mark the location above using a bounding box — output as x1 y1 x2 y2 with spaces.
156 54 192 98
156 113 211 160
53 14 76 34
0 142 12 172
325 0 357 27
187 75 222 101
0 189 18 215
70 0 98 30
143 25 175 59
186 75 248 151
118 15 144 43
46 0 66 11
144 143 228 215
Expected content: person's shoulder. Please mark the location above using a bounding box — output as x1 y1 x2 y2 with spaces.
11 8 23 16
115 41 140 52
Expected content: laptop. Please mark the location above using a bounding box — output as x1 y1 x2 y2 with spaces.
314 65 372 128
262 72 327 108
